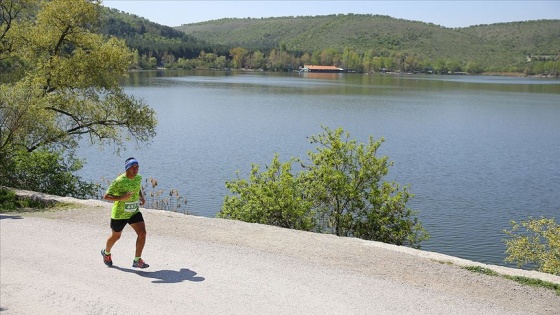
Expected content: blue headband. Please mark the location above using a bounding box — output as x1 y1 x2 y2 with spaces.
125 159 139 171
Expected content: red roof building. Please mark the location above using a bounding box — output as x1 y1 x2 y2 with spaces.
301 65 344 73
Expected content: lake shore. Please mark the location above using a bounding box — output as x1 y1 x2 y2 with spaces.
1 189 559 314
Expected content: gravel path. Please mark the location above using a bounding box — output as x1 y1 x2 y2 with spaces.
1 191 559 314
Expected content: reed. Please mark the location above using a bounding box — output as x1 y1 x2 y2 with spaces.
95 177 189 214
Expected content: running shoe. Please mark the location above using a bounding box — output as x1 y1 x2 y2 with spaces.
132 258 149 269
101 249 113 267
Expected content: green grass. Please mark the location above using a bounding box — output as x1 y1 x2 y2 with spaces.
463 265 560 295
503 275 560 294
0 188 54 212
463 266 499 276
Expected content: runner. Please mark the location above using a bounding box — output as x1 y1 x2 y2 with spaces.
101 157 149 268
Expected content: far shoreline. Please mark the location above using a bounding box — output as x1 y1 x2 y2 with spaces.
127 68 559 79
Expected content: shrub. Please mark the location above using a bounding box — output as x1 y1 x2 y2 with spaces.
219 126 429 248
504 217 560 275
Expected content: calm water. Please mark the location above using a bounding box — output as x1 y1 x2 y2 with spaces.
78 70 560 267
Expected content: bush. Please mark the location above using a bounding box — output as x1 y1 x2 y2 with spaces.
504 217 560 275
0 188 49 211
219 126 429 248
220 155 316 231
0 149 98 199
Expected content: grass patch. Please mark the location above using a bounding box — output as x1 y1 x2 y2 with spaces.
0 188 55 212
462 265 560 295
503 275 560 295
463 266 499 276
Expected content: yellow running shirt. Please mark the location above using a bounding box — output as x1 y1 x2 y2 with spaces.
106 173 142 220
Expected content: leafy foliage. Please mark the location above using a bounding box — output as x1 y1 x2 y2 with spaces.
0 188 50 211
1 0 157 197
220 155 315 231
504 217 560 275
461 20 560 57
219 127 428 248
0 149 97 198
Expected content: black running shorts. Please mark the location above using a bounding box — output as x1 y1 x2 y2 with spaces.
110 211 144 232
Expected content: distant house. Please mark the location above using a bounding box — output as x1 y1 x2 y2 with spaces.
300 65 344 73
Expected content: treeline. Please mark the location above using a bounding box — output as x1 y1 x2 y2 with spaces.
95 8 559 76
148 46 559 77
168 46 482 74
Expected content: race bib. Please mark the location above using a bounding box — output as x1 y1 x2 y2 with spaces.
124 201 139 212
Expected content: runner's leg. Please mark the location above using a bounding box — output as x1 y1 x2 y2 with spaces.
105 230 122 253
130 221 147 258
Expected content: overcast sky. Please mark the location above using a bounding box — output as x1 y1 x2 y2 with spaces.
102 1 560 28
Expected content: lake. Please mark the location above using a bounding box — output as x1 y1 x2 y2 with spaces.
77 70 560 267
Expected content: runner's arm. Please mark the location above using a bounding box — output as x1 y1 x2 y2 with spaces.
104 191 133 202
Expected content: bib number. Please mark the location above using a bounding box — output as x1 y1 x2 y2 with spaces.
125 201 139 212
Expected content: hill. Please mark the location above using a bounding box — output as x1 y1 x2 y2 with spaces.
461 20 560 59
175 14 560 70
89 8 559 73
98 7 226 68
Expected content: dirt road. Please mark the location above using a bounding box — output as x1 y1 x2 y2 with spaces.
1 194 559 314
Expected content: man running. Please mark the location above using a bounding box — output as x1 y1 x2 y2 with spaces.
101 157 149 268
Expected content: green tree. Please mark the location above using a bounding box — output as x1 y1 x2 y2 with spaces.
220 155 315 230
300 127 427 247
464 61 483 74
229 46 248 69
446 60 463 73
161 51 175 68
341 46 361 71
267 48 295 71
0 0 30 56
310 50 322 65
266 48 281 71
213 55 227 70
404 54 419 72
247 50 266 69
504 217 560 275
175 57 195 70
219 127 428 248
433 59 448 74
0 0 157 196
138 53 157 69
299 52 311 66
544 60 559 76
361 49 374 73
320 48 339 66
383 57 396 72
6 148 97 197
371 56 384 72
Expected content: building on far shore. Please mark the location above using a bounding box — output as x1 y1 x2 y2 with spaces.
300 65 345 73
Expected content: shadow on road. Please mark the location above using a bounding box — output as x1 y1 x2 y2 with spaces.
113 266 205 284
0 214 23 220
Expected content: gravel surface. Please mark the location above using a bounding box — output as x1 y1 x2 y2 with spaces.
1 191 559 314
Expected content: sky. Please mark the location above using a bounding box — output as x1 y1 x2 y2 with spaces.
102 1 560 28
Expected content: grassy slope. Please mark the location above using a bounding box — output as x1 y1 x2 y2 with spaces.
176 15 560 68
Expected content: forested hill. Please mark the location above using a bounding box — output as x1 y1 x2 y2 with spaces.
98 7 228 68
175 14 560 69
97 8 559 74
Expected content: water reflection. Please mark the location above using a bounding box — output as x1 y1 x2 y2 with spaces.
124 70 560 95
